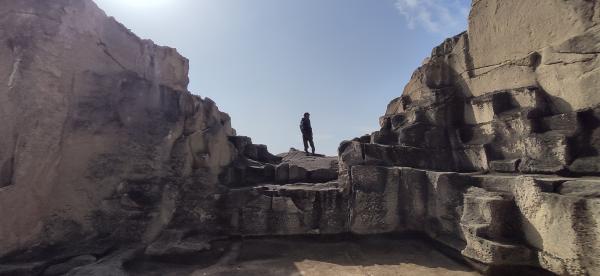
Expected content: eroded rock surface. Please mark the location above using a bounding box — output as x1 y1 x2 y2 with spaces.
0 0 237 264
338 0 600 274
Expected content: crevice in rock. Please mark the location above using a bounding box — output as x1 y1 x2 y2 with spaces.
589 0 597 24
0 156 15 188
572 199 597 271
463 33 475 78
531 52 542 70
97 40 128 71
545 54 598 67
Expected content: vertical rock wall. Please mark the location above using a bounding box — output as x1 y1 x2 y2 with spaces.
0 0 236 258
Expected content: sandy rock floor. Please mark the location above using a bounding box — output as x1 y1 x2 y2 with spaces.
129 236 479 276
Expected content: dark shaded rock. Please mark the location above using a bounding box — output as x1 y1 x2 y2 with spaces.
558 180 600 198
66 248 142 276
144 231 212 257
228 136 253 154
489 159 521 173
288 165 308 183
275 163 290 183
0 262 46 276
569 156 600 174
255 144 282 164
42 255 97 276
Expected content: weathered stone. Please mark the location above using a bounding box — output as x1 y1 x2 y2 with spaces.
460 188 535 265
227 182 347 236
144 230 212 257
278 149 338 183
513 177 600 275
489 159 521 173
255 144 282 164
0 0 236 259
274 163 290 183
0 262 46 276
66 248 141 276
350 166 401 234
288 165 308 183
42 255 97 276
558 180 600 198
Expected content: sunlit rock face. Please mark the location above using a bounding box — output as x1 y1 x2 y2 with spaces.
376 0 600 175
340 0 600 274
0 0 236 258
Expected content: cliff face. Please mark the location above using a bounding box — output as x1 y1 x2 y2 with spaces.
0 0 236 257
378 0 600 174
339 0 600 274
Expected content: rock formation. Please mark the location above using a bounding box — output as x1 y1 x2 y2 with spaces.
339 0 600 274
1 0 600 275
0 0 238 264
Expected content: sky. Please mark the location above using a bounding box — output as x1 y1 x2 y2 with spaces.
93 0 470 155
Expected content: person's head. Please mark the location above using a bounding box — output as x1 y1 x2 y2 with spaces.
304 112 310 118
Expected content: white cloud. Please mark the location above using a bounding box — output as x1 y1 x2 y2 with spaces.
395 0 470 36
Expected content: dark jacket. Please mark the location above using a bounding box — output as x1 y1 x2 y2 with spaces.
300 118 312 136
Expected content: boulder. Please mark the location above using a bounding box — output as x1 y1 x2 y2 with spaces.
277 149 338 183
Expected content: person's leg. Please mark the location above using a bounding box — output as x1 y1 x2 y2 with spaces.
309 137 315 154
303 135 309 153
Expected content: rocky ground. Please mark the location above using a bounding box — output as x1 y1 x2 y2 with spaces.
118 236 480 276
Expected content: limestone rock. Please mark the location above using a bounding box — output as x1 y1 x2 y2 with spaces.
0 0 235 259
345 165 600 274
226 182 347 236
356 3 600 271
350 166 401 234
372 0 600 176
277 149 339 183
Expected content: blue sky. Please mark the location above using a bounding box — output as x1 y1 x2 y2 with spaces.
93 0 470 155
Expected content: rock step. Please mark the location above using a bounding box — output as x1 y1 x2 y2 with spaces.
460 187 536 265
225 182 348 236
221 149 339 188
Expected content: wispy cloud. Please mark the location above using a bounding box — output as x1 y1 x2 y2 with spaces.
395 0 470 36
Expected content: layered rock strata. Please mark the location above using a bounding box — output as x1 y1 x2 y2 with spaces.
338 164 600 275
337 0 600 274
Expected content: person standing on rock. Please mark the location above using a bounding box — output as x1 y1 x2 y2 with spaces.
300 112 315 155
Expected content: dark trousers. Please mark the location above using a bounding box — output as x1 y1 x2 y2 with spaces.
303 134 315 153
